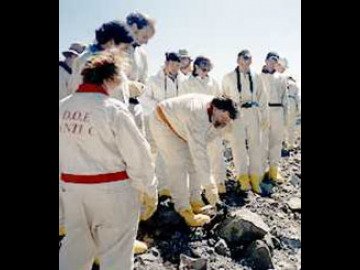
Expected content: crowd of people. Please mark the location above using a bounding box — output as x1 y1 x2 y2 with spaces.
59 12 301 270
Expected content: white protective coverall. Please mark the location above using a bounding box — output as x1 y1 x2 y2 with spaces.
148 94 223 212
182 75 226 190
146 68 188 194
283 74 300 149
222 69 268 183
59 62 72 100
126 45 149 134
260 71 289 175
59 62 72 233
59 85 157 270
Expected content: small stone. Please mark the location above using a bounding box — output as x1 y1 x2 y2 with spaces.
290 174 301 187
179 254 207 270
214 239 230 256
287 197 301 211
245 240 274 270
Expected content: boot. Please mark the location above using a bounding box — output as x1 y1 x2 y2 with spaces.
237 174 251 191
159 188 170 197
59 226 66 237
133 240 148 254
190 200 206 214
269 166 284 183
179 208 211 227
249 174 262 194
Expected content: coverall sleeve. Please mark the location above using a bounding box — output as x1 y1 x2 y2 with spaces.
281 77 290 125
181 79 192 95
114 109 157 198
222 75 233 100
59 69 68 100
213 78 223 97
256 74 269 124
68 58 83 93
147 77 161 102
138 49 149 85
185 123 212 186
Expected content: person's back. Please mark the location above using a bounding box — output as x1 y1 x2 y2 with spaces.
157 93 215 141
60 92 132 174
59 53 157 270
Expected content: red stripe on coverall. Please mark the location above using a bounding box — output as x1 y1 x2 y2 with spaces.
61 171 129 184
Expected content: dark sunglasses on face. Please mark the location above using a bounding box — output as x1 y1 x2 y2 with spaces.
243 55 252 61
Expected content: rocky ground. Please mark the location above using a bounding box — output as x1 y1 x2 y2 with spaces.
130 138 301 270
59 128 301 270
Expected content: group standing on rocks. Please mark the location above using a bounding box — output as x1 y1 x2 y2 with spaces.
59 12 301 270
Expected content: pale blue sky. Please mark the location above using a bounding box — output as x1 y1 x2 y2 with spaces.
59 0 301 88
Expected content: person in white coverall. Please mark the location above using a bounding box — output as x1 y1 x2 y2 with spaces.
59 53 158 270
59 43 85 239
59 43 85 100
182 56 227 200
222 50 269 194
260 52 289 183
149 94 238 227
147 52 187 197
59 21 148 258
125 12 156 135
69 20 134 105
275 58 301 150
178 49 193 76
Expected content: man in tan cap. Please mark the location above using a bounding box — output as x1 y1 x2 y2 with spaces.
59 43 85 100
178 49 193 76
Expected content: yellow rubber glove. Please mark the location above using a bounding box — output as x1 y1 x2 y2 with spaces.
204 183 220 206
140 192 158 221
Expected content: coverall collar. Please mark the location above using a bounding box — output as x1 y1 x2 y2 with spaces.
76 83 109 96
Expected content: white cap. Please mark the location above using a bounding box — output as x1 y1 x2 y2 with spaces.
278 57 289 69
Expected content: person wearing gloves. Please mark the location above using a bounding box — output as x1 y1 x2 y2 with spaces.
59 43 85 100
182 56 227 197
59 42 86 242
59 21 143 259
222 50 269 194
68 20 134 104
59 53 158 270
275 58 301 151
260 52 289 183
149 94 238 227
147 52 188 197
178 49 193 76
125 12 156 134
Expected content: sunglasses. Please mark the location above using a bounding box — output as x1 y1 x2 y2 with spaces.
243 55 252 61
